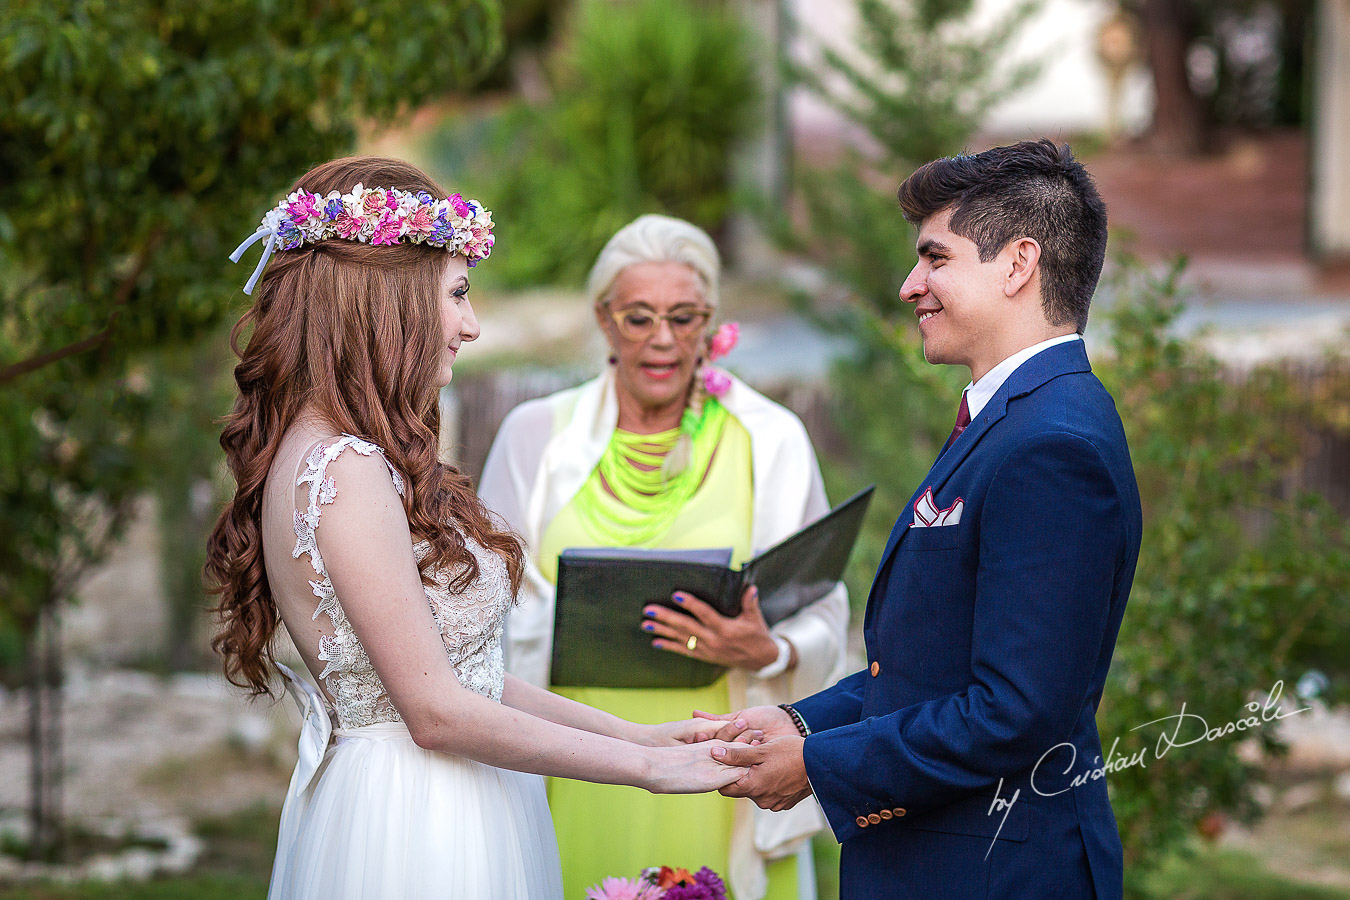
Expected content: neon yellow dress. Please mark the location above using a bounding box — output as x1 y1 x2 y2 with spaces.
537 413 799 899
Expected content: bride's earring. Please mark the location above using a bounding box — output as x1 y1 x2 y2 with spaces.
608 353 618 365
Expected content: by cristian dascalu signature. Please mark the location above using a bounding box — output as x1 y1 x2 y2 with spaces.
982 679 1310 857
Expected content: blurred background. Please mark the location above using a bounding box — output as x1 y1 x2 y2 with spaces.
1 0 1347 897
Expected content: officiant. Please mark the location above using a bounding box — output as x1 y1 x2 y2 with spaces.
478 214 848 900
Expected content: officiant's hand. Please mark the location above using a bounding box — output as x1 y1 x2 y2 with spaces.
711 737 813 812
642 585 791 671
632 717 763 747
689 704 798 744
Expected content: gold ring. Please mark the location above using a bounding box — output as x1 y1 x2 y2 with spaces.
686 635 698 651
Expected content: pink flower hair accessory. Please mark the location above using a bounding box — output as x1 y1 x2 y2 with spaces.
707 321 739 361
229 185 494 295
702 366 733 398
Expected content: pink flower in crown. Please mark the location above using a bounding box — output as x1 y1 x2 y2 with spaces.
362 188 389 217
703 366 732 398
708 321 739 361
449 192 472 218
285 191 322 225
370 212 403 246
333 210 363 240
405 205 436 238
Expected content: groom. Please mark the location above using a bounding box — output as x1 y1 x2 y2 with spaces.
707 140 1142 899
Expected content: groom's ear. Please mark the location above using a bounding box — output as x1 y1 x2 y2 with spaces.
1003 237 1041 299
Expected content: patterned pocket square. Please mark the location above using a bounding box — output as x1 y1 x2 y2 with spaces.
913 486 964 527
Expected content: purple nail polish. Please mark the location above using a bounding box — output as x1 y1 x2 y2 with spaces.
673 593 685 604
644 608 657 618
643 623 654 632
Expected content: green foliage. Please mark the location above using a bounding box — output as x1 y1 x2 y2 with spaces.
1132 846 1350 900
0 876 266 900
1093 258 1350 869
427 0 758 288
793 0 1040 608
0 0 503 636
795 0 1040 170
783 0 1038 317
144 332 237 670
0 0 503 858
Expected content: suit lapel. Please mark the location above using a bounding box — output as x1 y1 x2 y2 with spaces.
871 341 1093 579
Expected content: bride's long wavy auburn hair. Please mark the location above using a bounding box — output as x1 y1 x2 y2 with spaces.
204 156 524 698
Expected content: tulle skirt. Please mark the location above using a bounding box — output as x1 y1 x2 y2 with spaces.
268 721 563 899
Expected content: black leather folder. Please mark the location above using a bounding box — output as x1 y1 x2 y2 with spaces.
550 485 875 688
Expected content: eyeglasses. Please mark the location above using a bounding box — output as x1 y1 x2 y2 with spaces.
606 305 713 342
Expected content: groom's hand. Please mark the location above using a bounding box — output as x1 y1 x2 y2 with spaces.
710 736 813 812
691 704 797 744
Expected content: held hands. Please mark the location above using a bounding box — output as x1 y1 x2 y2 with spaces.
710 737 813 812
631 717 764 748
689 704 799 744
642 741 751 794
688 706 814 811
641 585 786 671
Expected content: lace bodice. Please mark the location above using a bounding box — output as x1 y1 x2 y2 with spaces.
292 435 517 729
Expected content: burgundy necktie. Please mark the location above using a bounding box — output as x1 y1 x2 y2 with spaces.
944 391 971 450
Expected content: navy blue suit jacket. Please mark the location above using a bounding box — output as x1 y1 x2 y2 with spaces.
795 340 1142 899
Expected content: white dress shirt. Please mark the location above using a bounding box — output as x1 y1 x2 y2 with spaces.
963 333 1082 421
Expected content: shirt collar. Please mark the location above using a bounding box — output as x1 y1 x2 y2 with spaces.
963 333 1082 420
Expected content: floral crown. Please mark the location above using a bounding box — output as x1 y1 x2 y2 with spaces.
229 184 495 295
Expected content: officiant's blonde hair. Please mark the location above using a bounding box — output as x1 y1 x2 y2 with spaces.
586 214 721 309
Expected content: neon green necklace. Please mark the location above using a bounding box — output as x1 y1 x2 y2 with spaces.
574 398 730 547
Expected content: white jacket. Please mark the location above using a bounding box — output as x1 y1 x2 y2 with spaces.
478 367 849 900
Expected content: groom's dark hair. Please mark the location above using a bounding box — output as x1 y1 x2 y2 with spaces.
897 140 1107 332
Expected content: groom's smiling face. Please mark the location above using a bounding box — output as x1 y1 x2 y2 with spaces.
899 208 1012 380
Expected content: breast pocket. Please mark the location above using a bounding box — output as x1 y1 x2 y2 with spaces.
899 524 966 552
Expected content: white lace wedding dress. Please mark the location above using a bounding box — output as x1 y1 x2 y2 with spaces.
268 435 563 899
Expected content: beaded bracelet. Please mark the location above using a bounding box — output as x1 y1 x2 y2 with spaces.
778 703 811 738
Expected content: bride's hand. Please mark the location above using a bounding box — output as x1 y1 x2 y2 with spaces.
641 741 749 794
631 717 763 747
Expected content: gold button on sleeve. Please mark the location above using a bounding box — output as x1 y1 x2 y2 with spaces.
894 807 907 817
878 809 893 820
855 815 869 828
867 813 882 825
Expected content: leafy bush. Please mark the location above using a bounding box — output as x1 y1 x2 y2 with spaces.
1093 260 1350 872
426 0 758 287
0 0 502 858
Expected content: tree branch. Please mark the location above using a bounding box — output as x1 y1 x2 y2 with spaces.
0 227 165 385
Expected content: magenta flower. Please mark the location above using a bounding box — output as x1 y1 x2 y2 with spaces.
370 212 403 245
449 192 472 218
663 867 727 900
285 191 321 224
708 321 739 361
703 366 732 397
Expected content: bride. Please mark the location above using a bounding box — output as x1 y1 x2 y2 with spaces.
204 157 752 899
